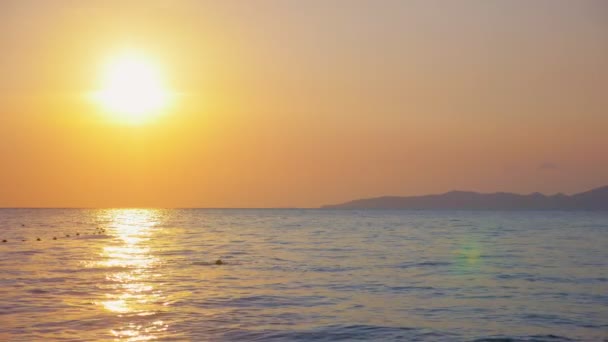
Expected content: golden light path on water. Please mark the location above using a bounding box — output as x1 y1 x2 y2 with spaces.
94 209 168 341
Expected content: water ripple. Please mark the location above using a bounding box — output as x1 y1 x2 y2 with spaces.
0 209 606 341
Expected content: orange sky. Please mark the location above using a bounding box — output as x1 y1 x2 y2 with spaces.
1 0 607 208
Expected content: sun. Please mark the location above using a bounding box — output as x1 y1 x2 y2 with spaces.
93 52 171 124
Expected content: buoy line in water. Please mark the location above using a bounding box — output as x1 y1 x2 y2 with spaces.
1 226 109 243
1 226 228 266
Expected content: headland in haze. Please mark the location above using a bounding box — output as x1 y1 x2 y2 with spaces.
322 185 608 210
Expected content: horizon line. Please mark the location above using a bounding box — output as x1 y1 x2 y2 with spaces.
0 207 316 210
2 184 605 210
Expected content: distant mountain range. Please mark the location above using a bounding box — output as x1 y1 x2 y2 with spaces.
322 185 608 210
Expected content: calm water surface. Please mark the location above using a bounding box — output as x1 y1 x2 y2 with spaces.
0 209 606 341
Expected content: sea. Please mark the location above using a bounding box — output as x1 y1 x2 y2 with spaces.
0 209 606 341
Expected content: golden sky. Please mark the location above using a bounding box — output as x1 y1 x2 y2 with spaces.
0 0 607 208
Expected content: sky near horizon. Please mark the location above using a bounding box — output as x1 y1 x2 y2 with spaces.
0 0 607 208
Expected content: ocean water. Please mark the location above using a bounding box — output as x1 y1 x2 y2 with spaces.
0 209 606 342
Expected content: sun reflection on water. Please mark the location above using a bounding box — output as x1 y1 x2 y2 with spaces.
94 209 168 341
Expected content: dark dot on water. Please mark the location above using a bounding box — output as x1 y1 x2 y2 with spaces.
215 259 224 265
21 239 26 242
53 237 57 240
2 239 7 243
36 238 41 241
65 234 70 237
76 233 80 236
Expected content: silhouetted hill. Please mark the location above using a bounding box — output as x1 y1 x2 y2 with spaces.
322 185 608 210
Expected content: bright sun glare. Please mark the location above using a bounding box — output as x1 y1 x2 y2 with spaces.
94 52 171 123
